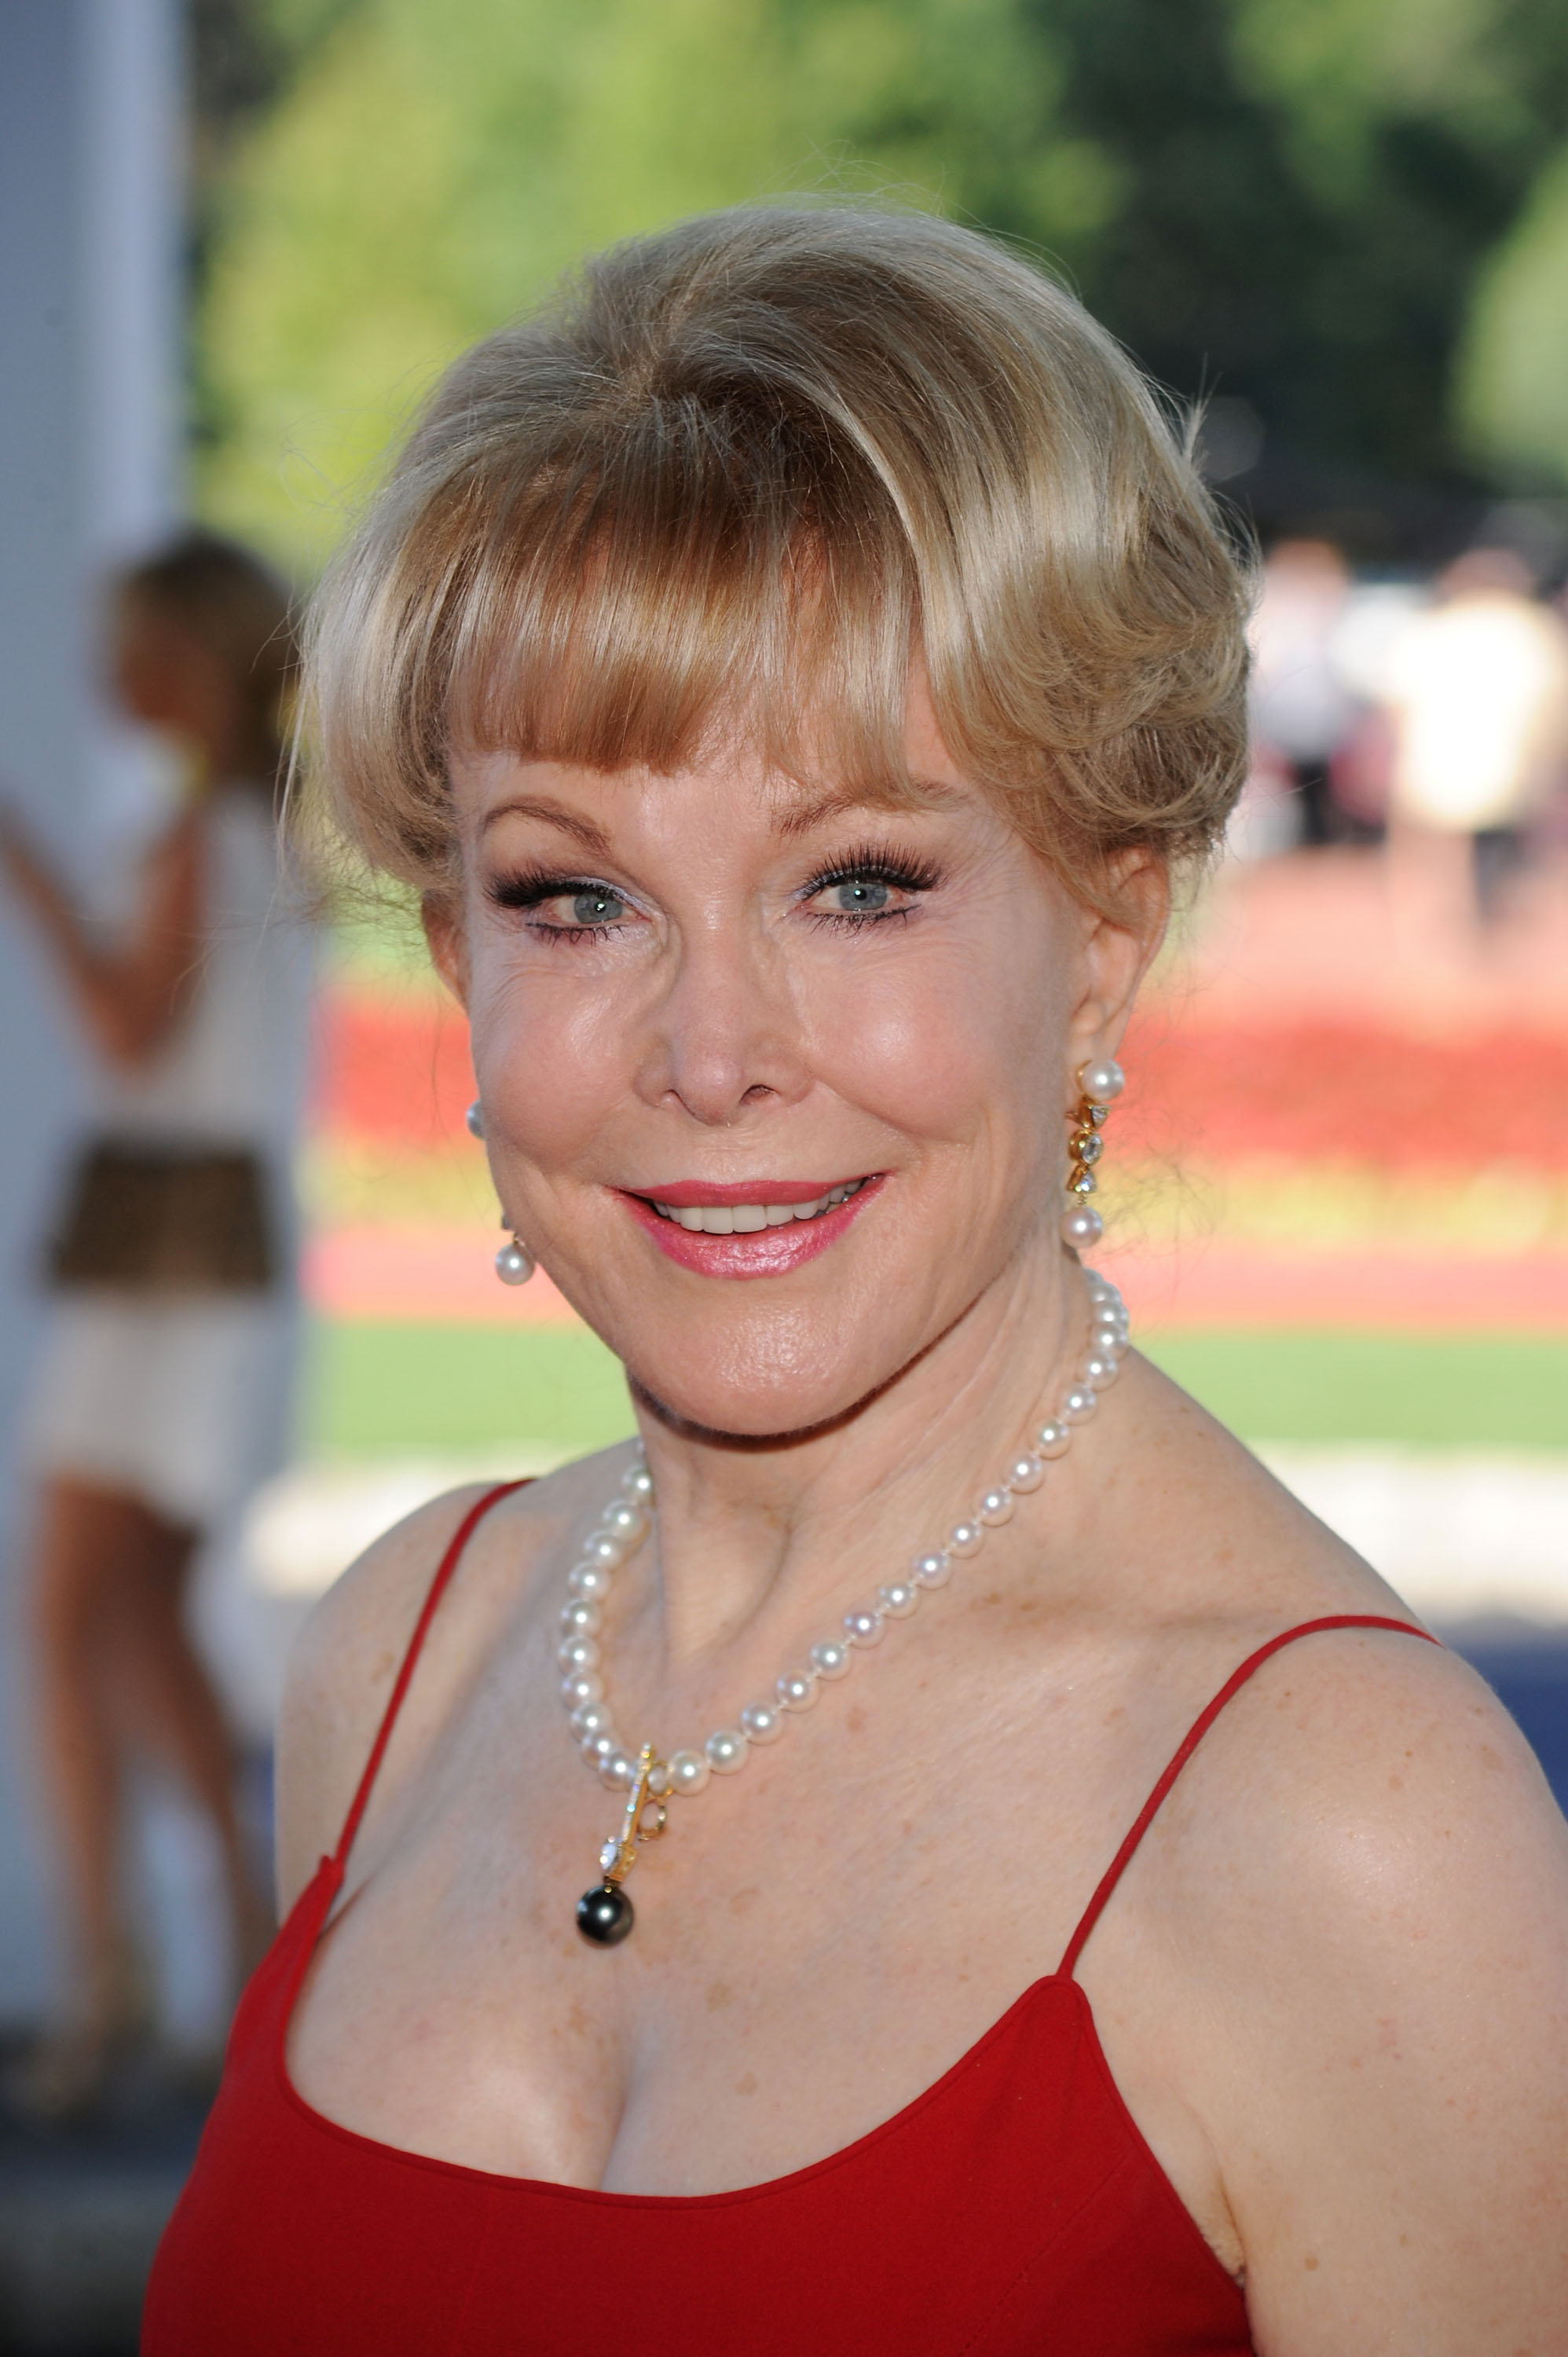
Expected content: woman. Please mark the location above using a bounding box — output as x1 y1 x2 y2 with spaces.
1 533 313 2112
147 211 1567 2352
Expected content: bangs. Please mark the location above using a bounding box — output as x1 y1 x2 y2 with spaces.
399 394 927 852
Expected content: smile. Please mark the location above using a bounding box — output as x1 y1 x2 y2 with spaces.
647 1180 866 1233
617 1176 882 1277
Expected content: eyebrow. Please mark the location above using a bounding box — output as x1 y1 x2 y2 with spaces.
478 796 614 854
770 782 956 838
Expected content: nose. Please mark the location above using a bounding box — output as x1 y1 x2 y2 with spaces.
633 916 812 1128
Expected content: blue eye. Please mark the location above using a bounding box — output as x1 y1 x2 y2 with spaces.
573 888 625 925
833 878 890 912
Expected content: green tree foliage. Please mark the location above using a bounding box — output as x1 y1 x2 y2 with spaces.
195 0 1568 572
1459 144 1568 487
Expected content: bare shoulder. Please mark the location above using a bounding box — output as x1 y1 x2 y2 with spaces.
273 1445 638 1910
1163 1623 1568 2350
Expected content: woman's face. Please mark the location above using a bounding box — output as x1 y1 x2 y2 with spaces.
434 680 1152 1439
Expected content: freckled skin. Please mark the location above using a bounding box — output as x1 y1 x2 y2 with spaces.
278 686 1568 2356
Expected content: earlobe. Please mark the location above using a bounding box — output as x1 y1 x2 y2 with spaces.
422 890 470 1009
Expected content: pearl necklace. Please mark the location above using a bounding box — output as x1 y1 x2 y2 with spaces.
560 1266 1130 1945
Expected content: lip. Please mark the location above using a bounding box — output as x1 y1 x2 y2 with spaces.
617 1175 883 1278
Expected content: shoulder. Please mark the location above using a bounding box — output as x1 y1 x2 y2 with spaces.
1160 1625 1568 2346
273 1446 636 1908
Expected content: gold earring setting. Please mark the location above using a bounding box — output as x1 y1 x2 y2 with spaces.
1062 1058 1124 1248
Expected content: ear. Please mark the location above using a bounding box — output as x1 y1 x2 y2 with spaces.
421 889 470 1010
1062 852 1169 1103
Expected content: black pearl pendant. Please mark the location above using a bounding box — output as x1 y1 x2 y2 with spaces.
577 1881 634 1946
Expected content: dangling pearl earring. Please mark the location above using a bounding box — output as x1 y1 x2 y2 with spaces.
466 1100 485 1139
1061 1057 1124 1249
495 1226 536 1285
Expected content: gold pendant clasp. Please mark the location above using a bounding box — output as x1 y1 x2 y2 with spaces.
596 1743 669 1886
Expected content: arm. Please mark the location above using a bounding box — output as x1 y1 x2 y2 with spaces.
0 801 204 1066
1196 1639 1568 2352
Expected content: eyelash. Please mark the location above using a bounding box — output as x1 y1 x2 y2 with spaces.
796 844 940 933
485 843 940 943
486 867 629 943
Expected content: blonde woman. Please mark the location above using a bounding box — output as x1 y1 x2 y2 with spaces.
148 212 1566 2354
2 534 312 2113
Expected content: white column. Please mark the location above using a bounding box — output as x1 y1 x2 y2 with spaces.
0 0 184 2025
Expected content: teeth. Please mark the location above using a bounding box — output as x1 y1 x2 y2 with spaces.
650 1180 864 1234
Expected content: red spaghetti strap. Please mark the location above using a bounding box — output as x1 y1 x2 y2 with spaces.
331 1482 527 1871
1056 1614 1441 1981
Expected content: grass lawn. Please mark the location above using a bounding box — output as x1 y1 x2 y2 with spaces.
303 1319 1568 1458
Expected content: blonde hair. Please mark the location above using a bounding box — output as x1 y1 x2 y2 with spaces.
307 204 1251 910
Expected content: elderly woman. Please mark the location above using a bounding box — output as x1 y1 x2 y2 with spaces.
146 208 1568 2354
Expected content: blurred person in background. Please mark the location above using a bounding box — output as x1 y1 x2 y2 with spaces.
1247 538 1363 847
0 533 314 2117
1382 548 1568 948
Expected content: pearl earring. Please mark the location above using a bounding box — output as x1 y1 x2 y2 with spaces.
1061 1057 1124 1249
466 1100 485 1139
495 1227 536 1285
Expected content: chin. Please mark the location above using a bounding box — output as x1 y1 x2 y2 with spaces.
617 1305 909 1446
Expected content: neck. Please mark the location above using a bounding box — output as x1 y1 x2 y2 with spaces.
626 1237 1101 1676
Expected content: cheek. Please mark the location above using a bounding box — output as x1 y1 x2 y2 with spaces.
466 953 630 1168
801 926 1064 1154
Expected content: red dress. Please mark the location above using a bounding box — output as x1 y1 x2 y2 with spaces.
144 1485 1435 2353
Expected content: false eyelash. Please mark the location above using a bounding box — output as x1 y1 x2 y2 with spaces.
486 866 619 911
797 841 942 900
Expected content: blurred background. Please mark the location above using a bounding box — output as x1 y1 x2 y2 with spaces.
2 0 1566 2344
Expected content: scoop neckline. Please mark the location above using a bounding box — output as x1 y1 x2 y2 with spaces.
273 1854 1075 2209
268 1853 1244 2302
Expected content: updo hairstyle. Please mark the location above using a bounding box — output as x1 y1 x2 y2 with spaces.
306 204 1251 914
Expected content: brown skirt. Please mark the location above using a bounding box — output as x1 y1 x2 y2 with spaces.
46 1139 276 1294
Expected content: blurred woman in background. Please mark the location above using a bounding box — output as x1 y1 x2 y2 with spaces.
0 532 314 2115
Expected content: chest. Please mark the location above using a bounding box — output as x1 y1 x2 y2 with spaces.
287 1636 1195 2196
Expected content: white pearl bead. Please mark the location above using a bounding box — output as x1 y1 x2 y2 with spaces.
599 1750 636 1790
581 1731 618 1768
947 1521 984 1558
570 1699 614 1738
1036 1421 1072 1459
810 1640 852 1679
739 1701 786 1744
844 1608 885 1647
647 1758 672 1795
621 1462 654 1499
877 1581 920 1618
976 1488 1014 1527
705 1728 749 1774
1079 1057 1125 1104
911 1549 952 1588
562 1670 605 1707
567 1561 614 1600
494 1240 535 1285
1006 1455 1045 1493
602 1500 645 1540
559 1597 602 1636
556 1636 601 1673
465 1099 485 1140
1082 1353 1119 1388
585 1530 628 1569
777 1670 819 1710
668 1748 711 1795
1062 1204 1105 1247
1062 1386 1097 1423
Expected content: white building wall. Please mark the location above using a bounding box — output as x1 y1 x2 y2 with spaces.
0 0 183 2022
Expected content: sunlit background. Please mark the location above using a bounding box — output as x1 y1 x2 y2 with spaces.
2 1 1567 2344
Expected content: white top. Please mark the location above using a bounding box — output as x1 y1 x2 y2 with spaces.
99 788 315 1164
1385 592 1568 830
